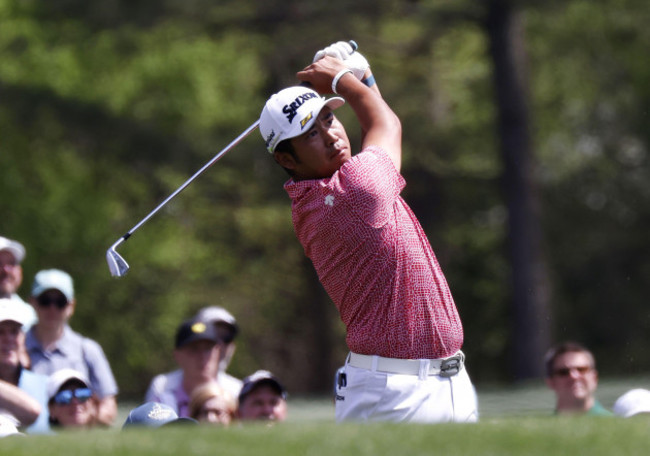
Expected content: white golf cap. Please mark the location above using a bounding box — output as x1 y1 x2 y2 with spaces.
0 236 25 264
260 86 344 153
613 388 650 418
47 368 90 401
31 269 74 301
0 298 29 327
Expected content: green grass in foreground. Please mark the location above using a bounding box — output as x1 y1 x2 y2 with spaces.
7 377 650 455
4 417 650 456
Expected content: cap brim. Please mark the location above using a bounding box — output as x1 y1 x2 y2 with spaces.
271 96 345 153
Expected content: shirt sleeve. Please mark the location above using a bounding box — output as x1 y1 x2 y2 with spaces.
81 338 119 398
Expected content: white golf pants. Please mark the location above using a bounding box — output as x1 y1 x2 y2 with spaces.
334 353 479 423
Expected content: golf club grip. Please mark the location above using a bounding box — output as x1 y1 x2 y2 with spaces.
300 40 359 88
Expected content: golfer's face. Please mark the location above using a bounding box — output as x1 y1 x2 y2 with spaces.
290 107 351 179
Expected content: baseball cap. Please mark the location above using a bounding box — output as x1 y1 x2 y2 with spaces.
260 86 345 153
613 388 650 418
123 402 197 429
0 298 28 327
0 237 25 264
47 368 90 401
175 317 221 349
195 306 238 343
238 370 287 404
31 269 74 301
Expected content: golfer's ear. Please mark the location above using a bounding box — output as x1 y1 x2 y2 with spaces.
274 151 297 170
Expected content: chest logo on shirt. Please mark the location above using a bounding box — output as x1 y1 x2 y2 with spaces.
324 195 335 207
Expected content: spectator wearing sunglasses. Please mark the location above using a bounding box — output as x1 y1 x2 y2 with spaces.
0 298 49 434
544 341 613 416
47 368 96 428
25 269 118 426
146 307 242 407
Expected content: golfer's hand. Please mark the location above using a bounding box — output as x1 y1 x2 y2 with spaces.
297 56 349 94
313 41 369 81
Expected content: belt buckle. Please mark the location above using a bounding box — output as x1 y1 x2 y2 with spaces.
440 355 461 378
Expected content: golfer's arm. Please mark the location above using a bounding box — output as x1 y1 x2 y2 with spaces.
336 72 402 172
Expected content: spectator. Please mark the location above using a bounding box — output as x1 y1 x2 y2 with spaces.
145 317 222 417
25 269 118 426
0 298 49 434
122 402 197 429
0 236 37 329
188 381 236 426
613 389 650 418
195 306 242 397
47 368 96 429
544 341 613 416
237 370 287 422
146 307 242 408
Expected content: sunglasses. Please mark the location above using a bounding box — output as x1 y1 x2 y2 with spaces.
37 295 69 309
553 366 592 377
53 387 93 405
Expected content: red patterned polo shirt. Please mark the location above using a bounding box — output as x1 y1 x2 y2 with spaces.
284 146 463 359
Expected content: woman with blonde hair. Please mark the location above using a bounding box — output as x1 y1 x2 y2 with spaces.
188 382 236 426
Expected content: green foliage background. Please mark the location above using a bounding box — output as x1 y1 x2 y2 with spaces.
1 0 648 398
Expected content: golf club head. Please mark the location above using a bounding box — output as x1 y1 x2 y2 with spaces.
106 238 130 277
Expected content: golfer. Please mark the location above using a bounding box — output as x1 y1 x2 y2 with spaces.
259 41 478 423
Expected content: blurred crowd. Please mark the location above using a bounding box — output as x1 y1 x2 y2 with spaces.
1 234 648 437
0 235 287 436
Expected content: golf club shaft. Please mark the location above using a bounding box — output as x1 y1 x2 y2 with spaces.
118 119 260 241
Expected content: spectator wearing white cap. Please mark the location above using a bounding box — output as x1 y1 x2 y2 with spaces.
0 298 49 434
25 269 118 426
613 388 650 418
145 306 242 406
47 368 96 428
0 236 37 330
195 306 242 394
237 370 288 422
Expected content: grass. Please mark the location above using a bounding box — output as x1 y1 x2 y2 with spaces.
5 376 650 455
5 417 650 456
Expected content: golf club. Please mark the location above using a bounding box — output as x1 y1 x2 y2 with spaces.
107 40 360 277
106 119 260 277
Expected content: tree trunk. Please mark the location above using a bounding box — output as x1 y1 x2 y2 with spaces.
485 0 552 380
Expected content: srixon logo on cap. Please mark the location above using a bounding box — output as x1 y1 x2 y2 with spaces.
283 92 318 124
